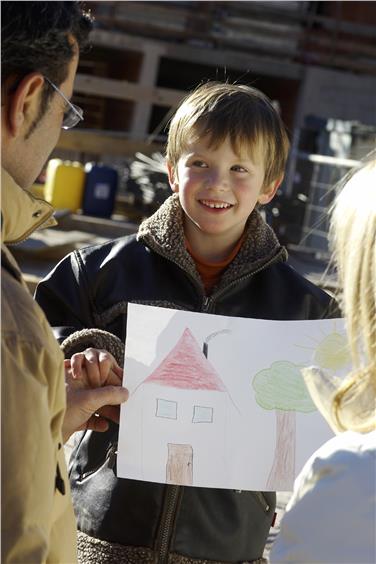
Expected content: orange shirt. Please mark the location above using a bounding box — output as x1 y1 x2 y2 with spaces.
185 232 246 294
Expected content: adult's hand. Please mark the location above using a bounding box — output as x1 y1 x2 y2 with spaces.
62 348 129 442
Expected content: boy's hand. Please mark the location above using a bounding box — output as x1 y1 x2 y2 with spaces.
62 348 129 442
67 348 124 388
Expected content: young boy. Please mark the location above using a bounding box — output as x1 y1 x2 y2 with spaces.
36 82 335 563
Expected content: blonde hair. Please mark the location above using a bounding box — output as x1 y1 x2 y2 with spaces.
330 156 376 432
166 81 290 188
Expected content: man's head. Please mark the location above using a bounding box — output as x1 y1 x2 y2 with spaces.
166 81 290 190
1 1 92 188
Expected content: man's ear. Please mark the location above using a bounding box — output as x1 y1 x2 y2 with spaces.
258 176 283 205
166 161 179 193
6 73 44 137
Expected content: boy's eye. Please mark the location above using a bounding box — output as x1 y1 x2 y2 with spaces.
231 165 248 173
191 160 208 168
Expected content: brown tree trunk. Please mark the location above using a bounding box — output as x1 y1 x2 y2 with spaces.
266 410 296 490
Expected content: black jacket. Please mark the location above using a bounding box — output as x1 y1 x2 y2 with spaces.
36 195 336 563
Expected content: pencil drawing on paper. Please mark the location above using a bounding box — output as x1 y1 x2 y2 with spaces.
252 324 350 490
252 361 316 490
166 443 193 485
132 327 236 486
295 327 351 372
117 303 348 491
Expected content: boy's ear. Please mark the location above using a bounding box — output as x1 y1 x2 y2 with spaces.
166 161 179 193
5 73 44 138
258 176 283 205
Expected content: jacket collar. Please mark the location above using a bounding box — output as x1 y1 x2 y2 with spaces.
1 167 57 244
137 194 287 292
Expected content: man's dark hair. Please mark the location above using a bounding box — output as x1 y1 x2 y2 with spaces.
1 1 92 127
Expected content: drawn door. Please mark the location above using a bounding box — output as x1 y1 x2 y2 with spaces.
166 443 193 486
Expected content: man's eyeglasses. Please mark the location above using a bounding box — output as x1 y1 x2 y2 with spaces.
44 76 83 130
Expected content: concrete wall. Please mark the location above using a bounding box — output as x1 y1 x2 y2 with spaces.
296 66 376 127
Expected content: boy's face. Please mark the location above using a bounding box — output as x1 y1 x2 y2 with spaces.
167 134 280 257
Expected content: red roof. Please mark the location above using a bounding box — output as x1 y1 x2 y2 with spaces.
143 328 227 391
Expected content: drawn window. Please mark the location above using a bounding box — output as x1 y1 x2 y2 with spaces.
156 398 177 419
192 405 213 423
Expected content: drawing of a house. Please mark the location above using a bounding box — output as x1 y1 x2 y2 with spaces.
132 328 233 487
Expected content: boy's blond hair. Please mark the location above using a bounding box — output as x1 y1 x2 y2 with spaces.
330 156 376 433
166 81 290 188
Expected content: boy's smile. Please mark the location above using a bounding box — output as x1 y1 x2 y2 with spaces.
200 199 233 210
168 135 279 261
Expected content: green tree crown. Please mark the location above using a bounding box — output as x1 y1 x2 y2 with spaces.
252 361 317 412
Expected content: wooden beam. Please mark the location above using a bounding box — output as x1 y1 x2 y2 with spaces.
129 48 161 139
201 1 376 39
74 73 185 107
56 129 164 156
91 28 166 55
90 28 303 80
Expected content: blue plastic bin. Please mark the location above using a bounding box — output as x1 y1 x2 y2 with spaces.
82 163 118 218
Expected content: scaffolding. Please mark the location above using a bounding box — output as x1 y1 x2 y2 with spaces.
282 118 375 257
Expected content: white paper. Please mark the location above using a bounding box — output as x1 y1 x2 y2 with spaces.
118 304 350 491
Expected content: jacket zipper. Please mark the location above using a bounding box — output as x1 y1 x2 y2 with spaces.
254 491 270 513
202 296 211 312
157 485 180 564
201 248 286 313
145 236 285 315
77 443 117 482
149 245 284 561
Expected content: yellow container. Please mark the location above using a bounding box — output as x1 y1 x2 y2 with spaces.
44 159 85 212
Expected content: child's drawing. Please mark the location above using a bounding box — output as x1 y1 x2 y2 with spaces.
129 327 236 487
118 304 350 491
252 361 316 490
140 327 228 392
296 327 351 372
252 323 350 490
166 443 193 485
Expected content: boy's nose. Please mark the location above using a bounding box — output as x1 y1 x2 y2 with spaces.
206 170 229 191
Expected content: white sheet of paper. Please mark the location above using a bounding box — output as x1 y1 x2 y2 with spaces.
118 304 349 491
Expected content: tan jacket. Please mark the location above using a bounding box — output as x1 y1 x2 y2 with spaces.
1 168 77 563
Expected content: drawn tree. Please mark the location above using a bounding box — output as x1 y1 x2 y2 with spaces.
252 361 316 490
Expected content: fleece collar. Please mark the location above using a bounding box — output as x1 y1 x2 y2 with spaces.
1 167 57 244
137 194 287 292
